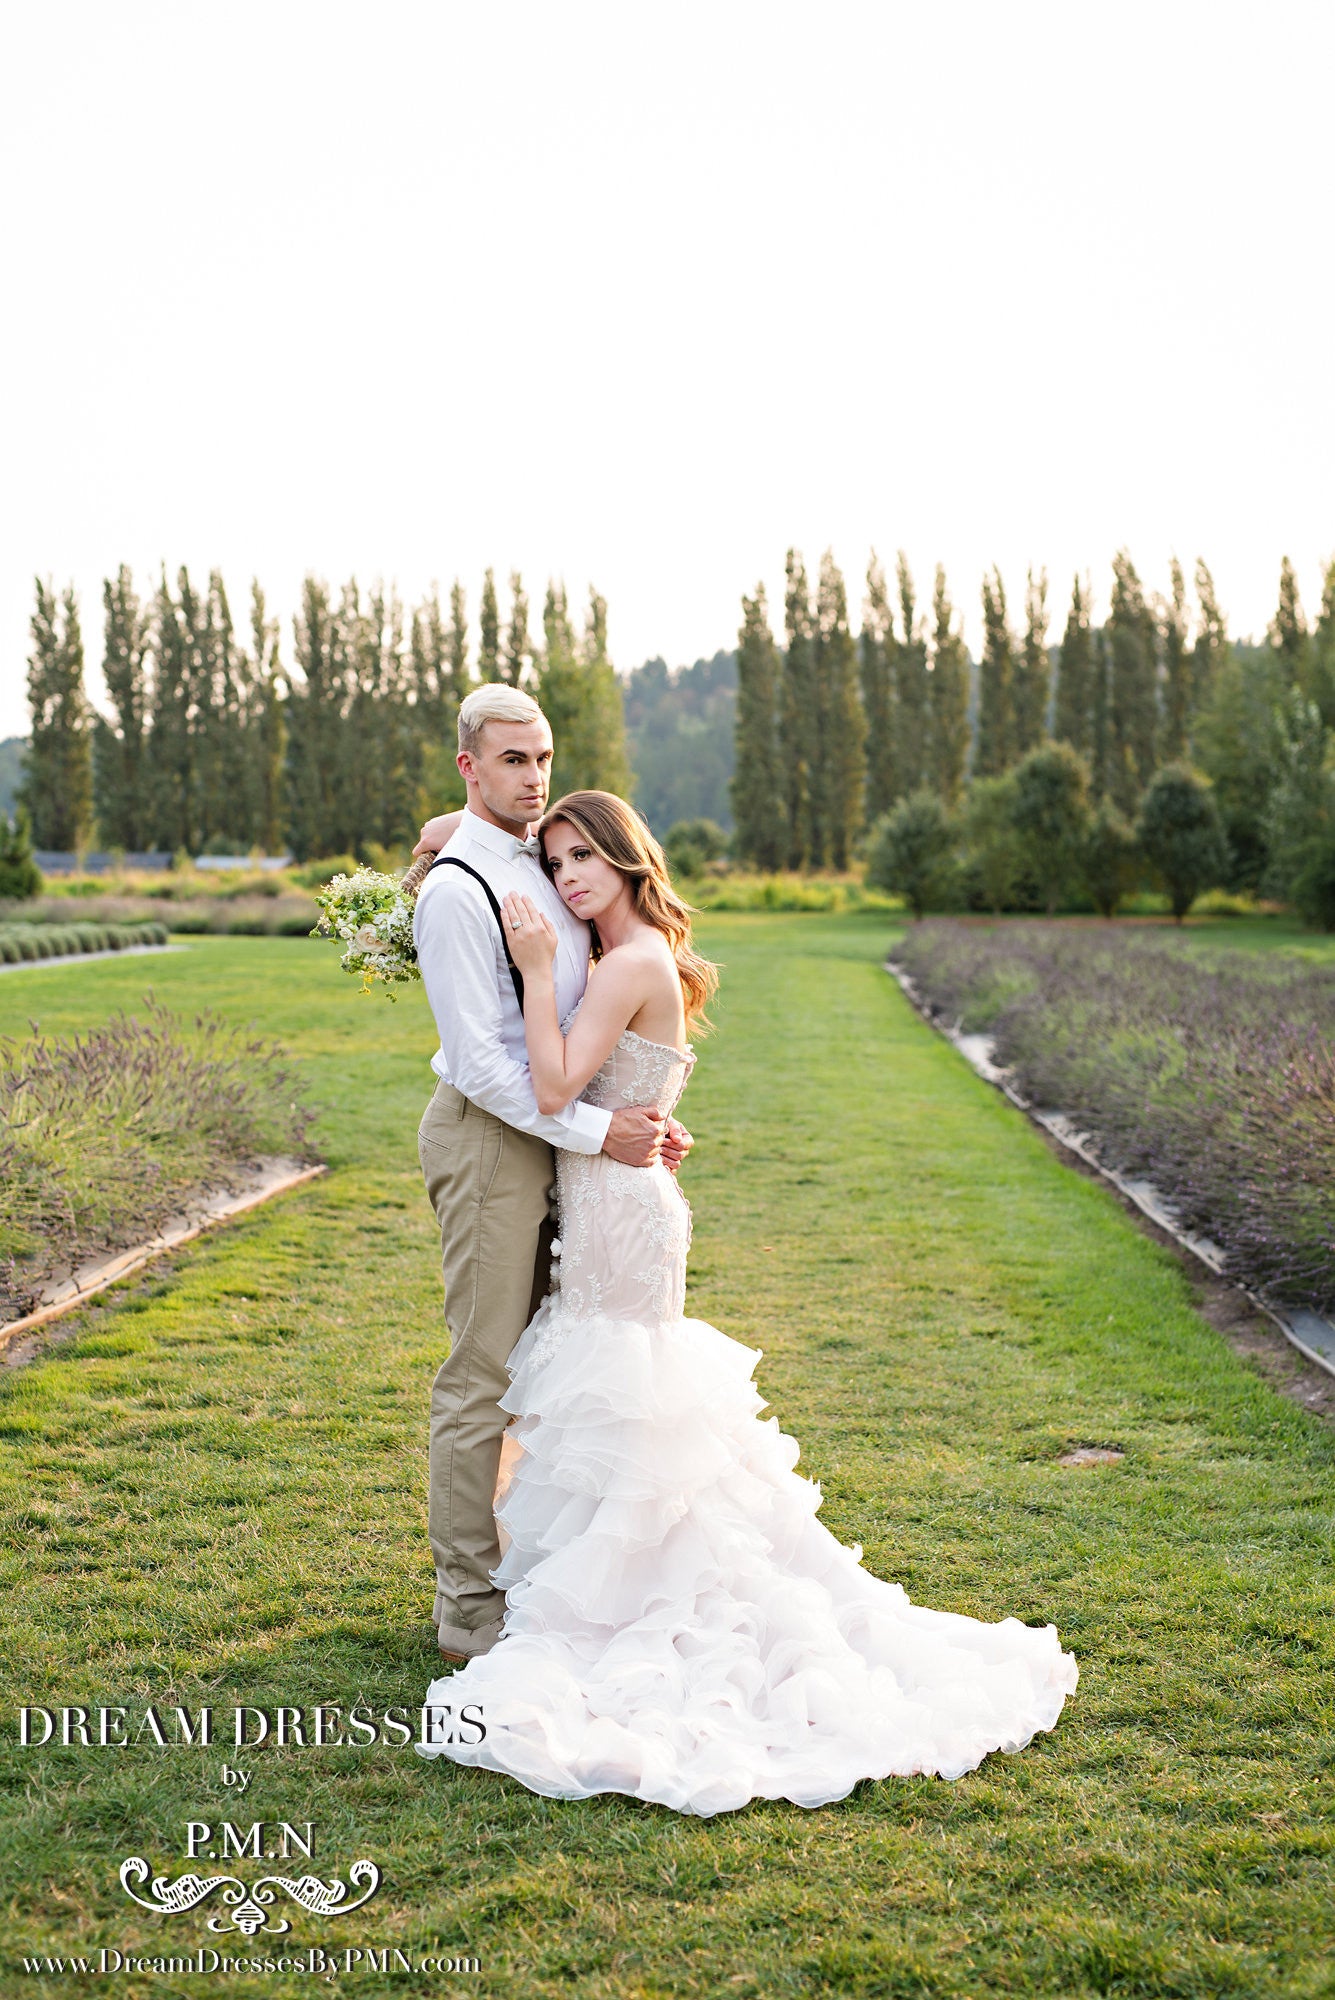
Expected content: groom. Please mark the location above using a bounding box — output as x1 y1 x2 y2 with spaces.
412 683 694 1665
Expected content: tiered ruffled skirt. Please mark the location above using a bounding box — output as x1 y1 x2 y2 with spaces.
417 1303 1078 1816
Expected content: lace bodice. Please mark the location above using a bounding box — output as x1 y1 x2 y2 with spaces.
531 1020 697 1357
576 1023 696 1118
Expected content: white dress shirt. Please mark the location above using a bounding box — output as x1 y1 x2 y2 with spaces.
413 806 613 1154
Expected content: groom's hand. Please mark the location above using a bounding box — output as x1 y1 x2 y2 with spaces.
602 1106 665 1167
661 1117 693 1177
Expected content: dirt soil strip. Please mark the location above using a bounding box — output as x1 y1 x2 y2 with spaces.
0 1156 327 1355
887 960 1335 1387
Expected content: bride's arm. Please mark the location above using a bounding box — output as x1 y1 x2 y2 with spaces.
411 808 465 858
501 892 648 1113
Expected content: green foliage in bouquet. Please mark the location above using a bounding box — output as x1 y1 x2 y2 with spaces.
312 867 420 997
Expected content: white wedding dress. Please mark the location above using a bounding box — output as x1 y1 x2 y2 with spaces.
417 1020 1078 1816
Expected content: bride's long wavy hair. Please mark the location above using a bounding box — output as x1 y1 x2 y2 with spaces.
539 791 720 1030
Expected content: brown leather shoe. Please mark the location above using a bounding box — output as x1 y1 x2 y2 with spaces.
438 1648 469 1666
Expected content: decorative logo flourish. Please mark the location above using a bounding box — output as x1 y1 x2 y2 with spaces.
119 1857 382 1936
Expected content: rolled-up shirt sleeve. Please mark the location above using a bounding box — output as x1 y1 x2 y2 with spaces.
415 872 612 1154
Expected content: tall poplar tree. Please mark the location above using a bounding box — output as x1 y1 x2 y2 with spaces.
1191 559 1230 732
731 584 783 868
812 551 865 868
1159 557 1191 763
928 564 970 806
1309 558 1335 729
891 552 928 800
1107 549 1158 815
22 579 92 849
94 564 148 849
859 553 895 824
146 567 196 853
1089 624 1113 803
503 571 531 686
1013 566 1050 756
975 568 1014 778
778 550 814 869
446 581 470 702
1053 574 1093 760
284 574 342 859
478 568 500 681
249 582 286 854
1269 556 1310 689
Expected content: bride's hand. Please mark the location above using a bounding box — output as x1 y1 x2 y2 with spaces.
501 892 558 972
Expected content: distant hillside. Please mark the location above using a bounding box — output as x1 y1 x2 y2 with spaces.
623 651 736 835
0 737 24 815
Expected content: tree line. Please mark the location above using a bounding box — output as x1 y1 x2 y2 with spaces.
17 567 630 860
730 546 1335 918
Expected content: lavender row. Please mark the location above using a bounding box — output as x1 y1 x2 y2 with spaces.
891 922 1335 1314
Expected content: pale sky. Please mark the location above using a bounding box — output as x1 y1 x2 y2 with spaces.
2 0 1333 739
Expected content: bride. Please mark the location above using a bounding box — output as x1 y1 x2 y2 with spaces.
417 790 1078 1816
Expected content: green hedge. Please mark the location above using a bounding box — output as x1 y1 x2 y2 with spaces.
0 920 169 965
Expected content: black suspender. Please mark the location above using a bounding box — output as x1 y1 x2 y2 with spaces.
428 853 525 1007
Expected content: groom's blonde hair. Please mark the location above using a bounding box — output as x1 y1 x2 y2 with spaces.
458 683 545 756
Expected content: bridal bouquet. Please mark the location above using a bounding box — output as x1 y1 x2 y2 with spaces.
312 866 421 997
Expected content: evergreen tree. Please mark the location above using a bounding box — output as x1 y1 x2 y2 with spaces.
812 551 865 869
284 574 342 859
576 588 630 795
249 582 286 855
447 581 470 702
778 550 814 869
0 806 41 898
145 566 206 853
1190 559 1230 728
1192 645 1286 890
1010 740 1091 912
1136 762 1230 921
731 584 783 869
1053 574 1093 760
891 552 928 798
503 571 531 686
538 582 630 797
478 568 500 680
1013 566 1050 757
1159 557 1191 764
1308 557 1335 730
975 568 1014 777
1107 549 1158 816
866 789 954 918
200 568 251 847
94 564 148 849
21 579 92 850
928 564 970 807
1089 624 1113 802
1269 555 1311 689
859 553 895 824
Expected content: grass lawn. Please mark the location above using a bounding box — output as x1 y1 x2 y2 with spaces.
2 917 1333 2000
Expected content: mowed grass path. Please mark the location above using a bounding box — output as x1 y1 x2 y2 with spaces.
1 919 1332 2000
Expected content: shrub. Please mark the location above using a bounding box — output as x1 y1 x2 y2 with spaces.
1010 743 1091 913
866 791 956 920
962 774 1024 913
1136 763 1231 922
665 819 730 880
0 809 41 901
892 919 1335 1312
1079 800 1139 918
289 855 361 891
0 999 319 1321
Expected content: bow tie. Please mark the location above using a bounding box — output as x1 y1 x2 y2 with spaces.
515 832 542 859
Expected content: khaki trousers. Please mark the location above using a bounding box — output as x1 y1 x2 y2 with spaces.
418 1079 556 1657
